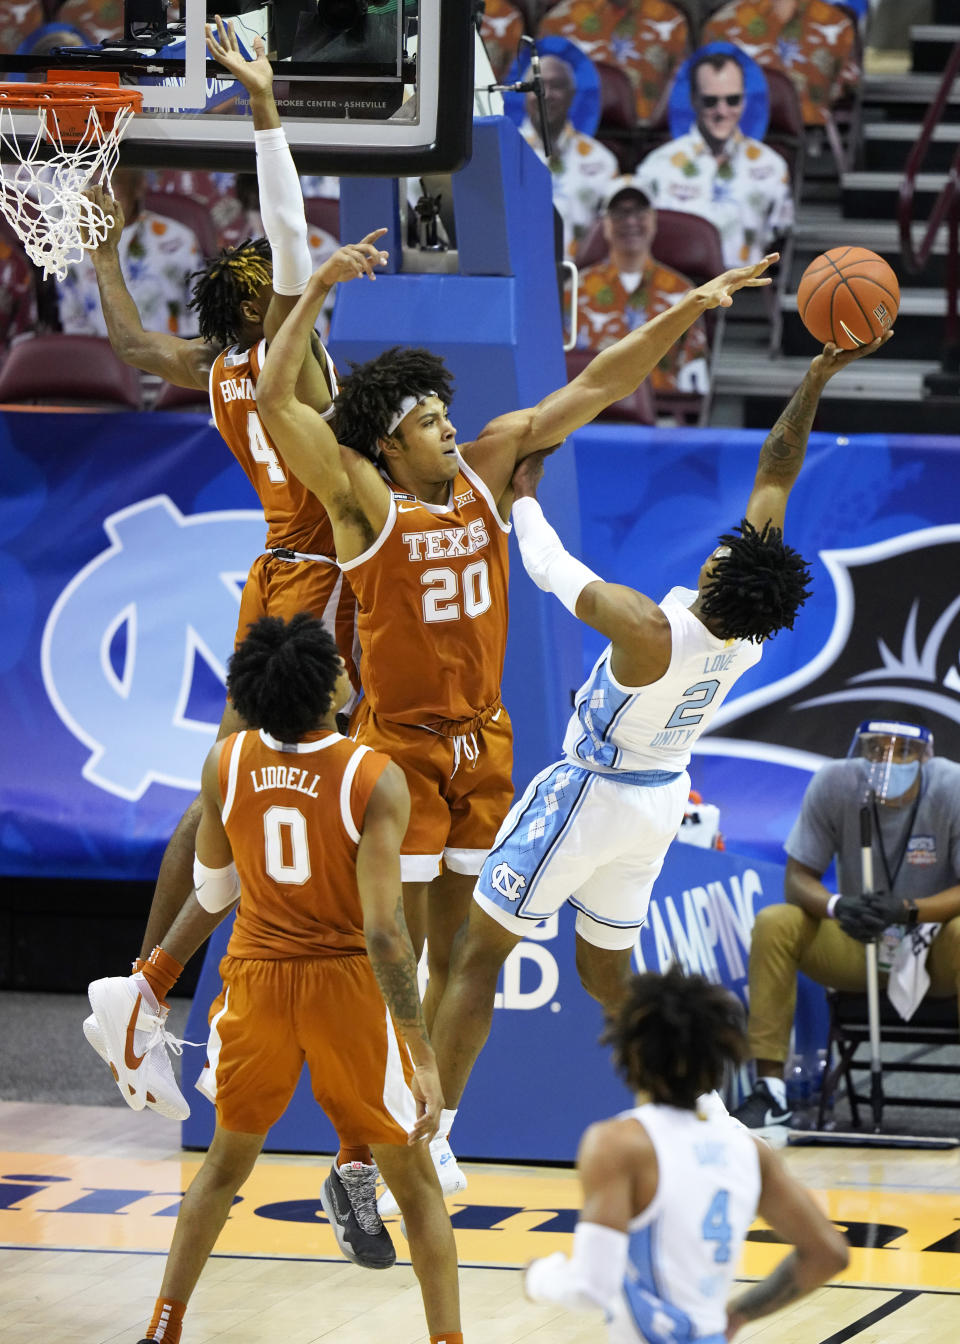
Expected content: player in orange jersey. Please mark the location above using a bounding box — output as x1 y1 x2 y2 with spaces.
255 245 779 1203
123 613 461 1344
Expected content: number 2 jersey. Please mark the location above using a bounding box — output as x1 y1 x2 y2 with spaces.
562 586 763 775
610 1103 761 1344
340 452 511 730
209 339 359 682
218 727 391 959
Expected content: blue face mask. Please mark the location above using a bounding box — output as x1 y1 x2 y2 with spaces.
883 760 920 798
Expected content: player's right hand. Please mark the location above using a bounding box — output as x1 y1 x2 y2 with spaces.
206 16 274 96
694 254 779 309
315 230 390 287
408 1062 443 1145
83 185 124 251
812 331 893 376
510 451 547 499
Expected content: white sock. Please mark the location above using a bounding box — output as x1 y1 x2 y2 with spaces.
762 1076 787 1108
439 1108 457 1141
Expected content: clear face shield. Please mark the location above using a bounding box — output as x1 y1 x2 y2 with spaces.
847 720 934 803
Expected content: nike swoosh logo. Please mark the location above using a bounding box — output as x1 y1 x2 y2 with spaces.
838 319 866 348
124 992 148 1070
397 505 419 513
764 1109 788 1126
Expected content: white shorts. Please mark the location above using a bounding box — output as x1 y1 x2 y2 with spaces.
473 759 690 950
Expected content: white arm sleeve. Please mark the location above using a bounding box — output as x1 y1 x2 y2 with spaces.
254 127 312 296
193 856 241 912
512 495 602 616
524 1222 628 1314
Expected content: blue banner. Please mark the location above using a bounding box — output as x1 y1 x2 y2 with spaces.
3 414 960 881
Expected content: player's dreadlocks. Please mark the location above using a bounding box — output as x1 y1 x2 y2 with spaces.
188 238 273 349
227 613 342 743
603 967 748 1110
700 518 812 642
332 346 456 462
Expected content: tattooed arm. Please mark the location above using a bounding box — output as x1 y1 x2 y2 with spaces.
355 761 443 1143
745 332 892 534
726 1140 849 1340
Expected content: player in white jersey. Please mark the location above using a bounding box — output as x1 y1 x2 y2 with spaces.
525 967 849 1340
428 334 890 1128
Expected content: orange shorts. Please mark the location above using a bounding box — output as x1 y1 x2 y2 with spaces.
236 552 360 692
351 700 514 882
196 953 416 1141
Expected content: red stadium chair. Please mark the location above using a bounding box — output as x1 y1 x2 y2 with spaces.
144 191 219 261
153 379 210 412
595 60 641 173
565 347 656 425
304 196 340 239
0 334 143 409
764 67 805 201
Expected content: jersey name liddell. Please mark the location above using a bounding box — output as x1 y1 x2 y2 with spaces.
249 765 322 797
401 518 490 562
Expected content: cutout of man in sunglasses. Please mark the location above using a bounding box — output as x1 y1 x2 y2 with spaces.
634 49 793 269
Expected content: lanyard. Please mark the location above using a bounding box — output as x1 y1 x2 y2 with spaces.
871 791 921 893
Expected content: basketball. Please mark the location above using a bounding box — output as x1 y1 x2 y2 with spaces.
797 247 899 350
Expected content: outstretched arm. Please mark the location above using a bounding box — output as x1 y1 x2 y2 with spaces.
357 762 443 1144
465 256 779 507
745 334 892 534
511 454 672 683
85 189 218 388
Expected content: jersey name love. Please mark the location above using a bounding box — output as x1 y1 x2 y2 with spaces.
218 376 256 403
400 517 490 561
249 765 322 797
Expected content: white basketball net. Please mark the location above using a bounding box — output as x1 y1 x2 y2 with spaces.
0 100 136 281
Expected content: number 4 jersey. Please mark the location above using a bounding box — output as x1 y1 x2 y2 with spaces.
218 728 391 959
563 586 763 775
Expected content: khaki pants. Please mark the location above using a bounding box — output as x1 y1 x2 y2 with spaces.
747 905 960 1064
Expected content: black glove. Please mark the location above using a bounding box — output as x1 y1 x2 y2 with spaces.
834 894 889 942
860 888 906 926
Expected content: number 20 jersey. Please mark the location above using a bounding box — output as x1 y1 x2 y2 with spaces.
209 338 337 557
562 587 763 775
340 453 510 730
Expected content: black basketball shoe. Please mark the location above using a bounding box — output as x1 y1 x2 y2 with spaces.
321 1161 396 1269
730 1079 793 1137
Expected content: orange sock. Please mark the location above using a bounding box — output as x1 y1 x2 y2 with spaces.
337 1146 373 1167
145 1296 186 1343
430 1334 463 1344
139 946 183 1008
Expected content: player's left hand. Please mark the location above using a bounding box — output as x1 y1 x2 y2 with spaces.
205 16 273 95
510 450 548 499
812 330 893 377
408 1062 443 1144
694 254 779 310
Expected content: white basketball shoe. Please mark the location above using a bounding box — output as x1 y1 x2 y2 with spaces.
377 1133 467 1218
86 975 193 1121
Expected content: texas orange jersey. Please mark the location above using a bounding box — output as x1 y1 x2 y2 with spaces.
218 728 391 959
209 338 337 556
340 455 511 730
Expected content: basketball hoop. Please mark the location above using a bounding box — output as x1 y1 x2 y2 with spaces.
0 73 143 280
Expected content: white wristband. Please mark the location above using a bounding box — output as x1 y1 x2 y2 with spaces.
193 856 241 912
512 496 601 617
525 1222 627 1313
254 126 312 296
826 894 841 918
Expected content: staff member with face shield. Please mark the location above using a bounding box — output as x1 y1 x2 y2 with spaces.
731 719 960 1139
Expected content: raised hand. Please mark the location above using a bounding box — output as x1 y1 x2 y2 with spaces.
694 253 780 310
83 184 124 251
511 450 547 500
812 330 893 378
205 14 273 95
315 229 390 287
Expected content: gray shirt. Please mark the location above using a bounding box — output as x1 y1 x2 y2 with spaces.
785 757 960 901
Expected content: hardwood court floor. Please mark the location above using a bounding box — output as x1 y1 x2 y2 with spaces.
1 1101 959 1343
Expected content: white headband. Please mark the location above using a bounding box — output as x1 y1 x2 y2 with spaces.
385 390 437 438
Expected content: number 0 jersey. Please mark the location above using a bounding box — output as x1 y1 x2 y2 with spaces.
340 453 511 730
611 1104 761 1344
218 728 391 960
209 338 337 557
562 587 763 775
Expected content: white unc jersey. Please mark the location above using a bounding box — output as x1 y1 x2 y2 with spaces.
562 588 763 775
609 1104 761 1344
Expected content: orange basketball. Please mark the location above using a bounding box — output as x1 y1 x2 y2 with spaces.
797 247 899 351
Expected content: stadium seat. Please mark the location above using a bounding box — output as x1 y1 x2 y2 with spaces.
152 379 211 412
144 191 219 261
594 61 639 173
764 66 805 202
818 991 960 1130
0 334 143 409
564 347 656 425
304 196 340 239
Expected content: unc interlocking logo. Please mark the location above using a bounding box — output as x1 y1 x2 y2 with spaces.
42 496 264 800
704 526 960 766
490 861 526 901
